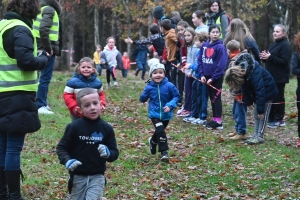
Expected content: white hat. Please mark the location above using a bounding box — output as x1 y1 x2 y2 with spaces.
148 58 165 76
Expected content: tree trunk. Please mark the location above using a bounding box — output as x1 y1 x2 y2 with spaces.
56 9 76 70
94 7 99 47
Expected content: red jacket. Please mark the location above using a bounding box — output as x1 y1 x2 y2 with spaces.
122 56 131 69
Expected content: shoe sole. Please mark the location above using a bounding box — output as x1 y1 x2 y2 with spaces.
267 125 278 129
148 138 156 155
206 126 223 130
161 156 169 162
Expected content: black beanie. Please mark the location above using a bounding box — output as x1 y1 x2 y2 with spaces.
152 6 164 19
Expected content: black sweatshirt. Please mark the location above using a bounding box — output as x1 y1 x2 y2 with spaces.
56 117 119 175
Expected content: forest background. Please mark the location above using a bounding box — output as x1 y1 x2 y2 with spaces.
0 0 299 70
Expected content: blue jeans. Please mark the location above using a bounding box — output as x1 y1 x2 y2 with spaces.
0 133 25 170
122 69 128 78
191 80 207 119
36 55 56 108
232 100 247 134
96 64 102 76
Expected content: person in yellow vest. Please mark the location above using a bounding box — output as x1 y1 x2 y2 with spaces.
93 44 102 76
33 0 62 114
205 0 229 39
0 0 51 199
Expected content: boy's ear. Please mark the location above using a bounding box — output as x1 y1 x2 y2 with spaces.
78 107 82 114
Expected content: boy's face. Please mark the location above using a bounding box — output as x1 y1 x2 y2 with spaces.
96 47 101 52
151 68 165 83
160 26 166 34
107 39 115 48
79 93 101 120
195 39 202 48
123 52 128 57
79 61 95 78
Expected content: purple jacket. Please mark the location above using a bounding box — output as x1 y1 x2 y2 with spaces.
198 39 228 81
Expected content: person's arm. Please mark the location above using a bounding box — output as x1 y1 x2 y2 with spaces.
12 27 49 70
63 81 80 115
165 84 181 110
139 86 150 102
220 14 229 39
39 6 55 54
250 68 266 114
292 53 300 76
245 38 261 63
133 34 160 45
98 87 106 107
56 124 74 166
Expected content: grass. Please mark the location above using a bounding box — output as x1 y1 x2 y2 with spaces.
21 70 300 199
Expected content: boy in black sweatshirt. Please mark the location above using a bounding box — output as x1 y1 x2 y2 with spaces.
57 88 119 199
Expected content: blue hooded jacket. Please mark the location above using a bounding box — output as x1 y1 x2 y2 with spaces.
139 77 181 120
66 73 103 90
198 39 228 81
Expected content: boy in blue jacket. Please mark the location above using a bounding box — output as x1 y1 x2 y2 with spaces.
225 53 278 145
140 58 181 161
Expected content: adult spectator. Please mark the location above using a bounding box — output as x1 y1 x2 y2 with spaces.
260 24 291 128
0 0 50 199
33 0 62 114
223 18 260 62
205 0 229 39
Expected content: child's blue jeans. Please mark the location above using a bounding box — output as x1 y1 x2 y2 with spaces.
232 100 247 134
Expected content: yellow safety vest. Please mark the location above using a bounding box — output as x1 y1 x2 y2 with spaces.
32 6 59 41
0 19 38 92
206 16 223 38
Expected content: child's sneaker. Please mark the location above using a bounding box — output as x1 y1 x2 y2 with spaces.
267 121 278 128
176 107 183 115
38 106 54 114
114 81 118 86
191 119 206 125
297 138 300 147
160 151 169 162
148 137 157 155
245 137 264 145
176 110 191 117
106 83 110 89
183 116 195 123
275 120 285 127
205 120 223 130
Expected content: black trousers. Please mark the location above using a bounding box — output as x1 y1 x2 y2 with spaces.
269 83 285 122
151 118 169 152
296 85 300 137
206 75 223 118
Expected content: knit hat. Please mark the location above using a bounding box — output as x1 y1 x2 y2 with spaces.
152 6 164 19
148 58 165 76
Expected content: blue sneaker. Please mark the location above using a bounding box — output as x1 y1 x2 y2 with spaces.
191 119 206 125
267 121 278 128
183 116 195 123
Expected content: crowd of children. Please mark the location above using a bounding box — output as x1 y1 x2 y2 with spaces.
41 3 300 199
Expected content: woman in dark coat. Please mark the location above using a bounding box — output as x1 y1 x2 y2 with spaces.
0 0 50 199
260 24 291 128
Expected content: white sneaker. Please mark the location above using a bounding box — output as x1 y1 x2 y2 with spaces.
114 81 118 86
106 83 110 89
38 106 54 114
45 105 52 111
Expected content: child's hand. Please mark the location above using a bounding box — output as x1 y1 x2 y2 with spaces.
65 159 82 172
98 144 110 158
125 37 133 44
207 79 213 85
163 106 170 112
183 63 190 69
162 60 166 64
101 105 106 113
248 105 254 110
73 106 80 115
258 114 264 119
201 76 206 83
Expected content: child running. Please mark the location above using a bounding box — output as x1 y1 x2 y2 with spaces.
93 44 102 76
57 88 119 199
101 36 122 88
198 25 228 130
225 53 278 145
140 58 181 162
226 39 248 140
63 57 106 121
121 51 131 78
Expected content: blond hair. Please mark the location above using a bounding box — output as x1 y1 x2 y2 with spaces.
226 39 240 52
74 57 98 75
224 65 246 89
76 88 98 108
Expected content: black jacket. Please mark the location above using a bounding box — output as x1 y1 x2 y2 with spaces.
56 117 119 176
36 0 62 56
0 12 49 135
265 37 291 83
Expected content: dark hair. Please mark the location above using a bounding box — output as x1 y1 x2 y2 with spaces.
149 24 160 34
193 10 206 23
208 0 223 13
171 15 182 25
208 24 221 33
76 88 98 108
160 19 172 31
170 11 180 18
6 0 40 20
